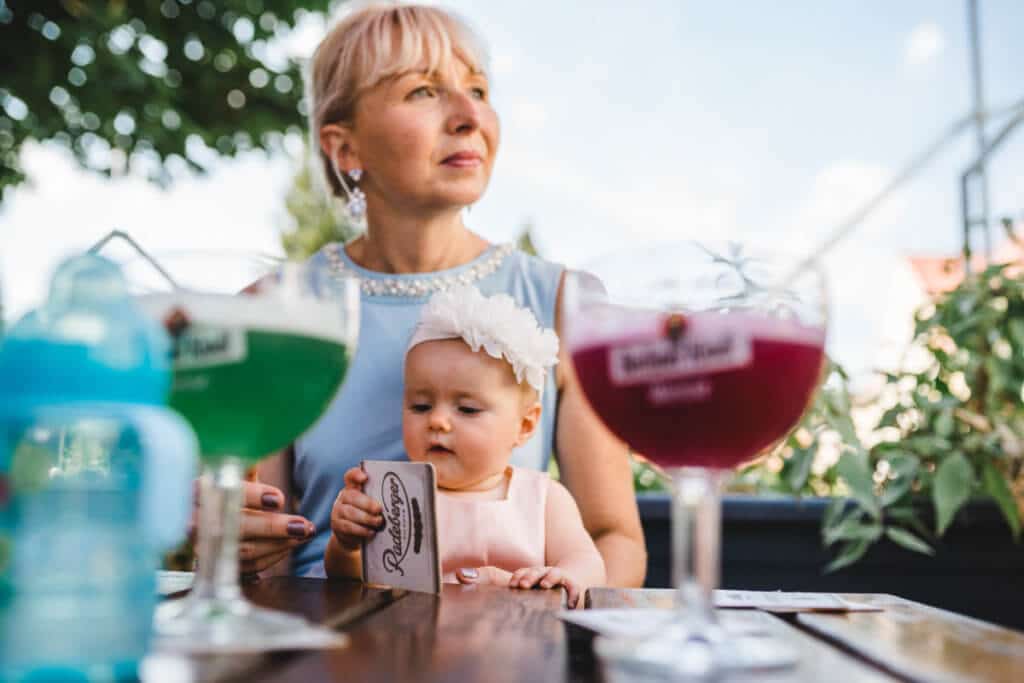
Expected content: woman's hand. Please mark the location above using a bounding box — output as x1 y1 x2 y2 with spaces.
330 466 384 551
191 477 315 575
237 480 316 574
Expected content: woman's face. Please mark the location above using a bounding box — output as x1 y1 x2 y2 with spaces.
344 58 499 213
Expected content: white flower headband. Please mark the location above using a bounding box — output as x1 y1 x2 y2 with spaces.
407 286 560 395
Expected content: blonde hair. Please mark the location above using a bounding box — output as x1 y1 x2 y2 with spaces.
307 2 490 198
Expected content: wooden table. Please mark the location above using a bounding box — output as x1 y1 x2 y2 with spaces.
143 578 1024 682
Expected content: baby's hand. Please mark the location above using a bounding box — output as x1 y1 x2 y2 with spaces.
509 566 584 609
330 466 384 551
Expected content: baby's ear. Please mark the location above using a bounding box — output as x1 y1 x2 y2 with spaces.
514 401 543 447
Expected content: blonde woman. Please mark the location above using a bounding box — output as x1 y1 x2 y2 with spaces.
237 3 646 587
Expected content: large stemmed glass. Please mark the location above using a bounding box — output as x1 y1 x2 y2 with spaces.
95 234 360 653
564 242 826 677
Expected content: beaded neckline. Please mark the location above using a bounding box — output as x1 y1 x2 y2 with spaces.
324 242 515 297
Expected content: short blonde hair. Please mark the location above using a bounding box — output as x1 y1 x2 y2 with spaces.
307 2 490 198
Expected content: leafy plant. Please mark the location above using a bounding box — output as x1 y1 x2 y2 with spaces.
820 261 1024 570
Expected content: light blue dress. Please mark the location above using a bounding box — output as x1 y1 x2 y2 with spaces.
291 243 564 576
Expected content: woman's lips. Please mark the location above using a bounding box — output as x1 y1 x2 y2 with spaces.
441 152 481 168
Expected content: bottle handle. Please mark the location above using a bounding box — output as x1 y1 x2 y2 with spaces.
131 406 198 552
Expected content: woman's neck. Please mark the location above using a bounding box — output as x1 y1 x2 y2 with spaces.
346 205 489 274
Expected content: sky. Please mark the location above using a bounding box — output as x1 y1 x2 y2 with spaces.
1 0 1022 387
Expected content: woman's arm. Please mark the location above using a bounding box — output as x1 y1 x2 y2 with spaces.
553 273 647 588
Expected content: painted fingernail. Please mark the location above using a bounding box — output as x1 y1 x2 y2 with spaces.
287 521 310 538
458 567 478 579
376 516 386 529
261 493 280 510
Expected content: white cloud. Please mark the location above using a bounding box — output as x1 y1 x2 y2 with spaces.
905 23 945 67
508 99 549 131
784 160 910 246
770 160 925 382
497 146 740 260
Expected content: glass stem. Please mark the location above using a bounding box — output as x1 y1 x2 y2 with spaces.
671 467 723 626
191 457 244 604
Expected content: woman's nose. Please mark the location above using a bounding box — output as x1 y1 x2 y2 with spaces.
445 90 481 135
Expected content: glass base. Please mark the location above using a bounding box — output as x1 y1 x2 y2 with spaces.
153 595 347 655
595 619 799 681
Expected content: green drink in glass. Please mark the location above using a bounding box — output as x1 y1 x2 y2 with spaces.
141 293 353 463
99 243 361 654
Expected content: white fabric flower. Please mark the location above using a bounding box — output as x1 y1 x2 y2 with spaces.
407 286 559 395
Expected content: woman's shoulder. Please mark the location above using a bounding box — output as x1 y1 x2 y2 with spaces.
502 247 564 282
488 246 564 328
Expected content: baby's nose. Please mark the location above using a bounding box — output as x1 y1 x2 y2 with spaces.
428 411 452 432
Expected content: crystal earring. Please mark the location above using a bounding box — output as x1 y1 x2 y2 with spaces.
333 165 367 222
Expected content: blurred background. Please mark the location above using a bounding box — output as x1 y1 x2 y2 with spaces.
1 0 1022 389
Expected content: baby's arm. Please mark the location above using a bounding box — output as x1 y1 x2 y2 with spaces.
510 480 607 608
324 466 384 580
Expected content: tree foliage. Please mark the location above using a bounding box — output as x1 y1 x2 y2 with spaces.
280 159 356 258
0 0 333 197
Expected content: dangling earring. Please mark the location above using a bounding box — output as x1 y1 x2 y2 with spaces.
333 165 367 223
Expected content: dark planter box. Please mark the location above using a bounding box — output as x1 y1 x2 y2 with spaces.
638 493 1024 631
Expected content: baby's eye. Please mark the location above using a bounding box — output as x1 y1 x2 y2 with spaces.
458 406 482 415
410 403 431 413
469 86 487 101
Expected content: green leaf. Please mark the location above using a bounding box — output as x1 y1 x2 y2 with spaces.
932 453 975 535
836 452 880 518
824 518 883 546
822 497 848 530
785 446 814 493
981 462 1022 539
934 408 955 438
885 506 933 539
834 415 861 448
878 405 904 429
825 539 870 573
884 527 934 555
879 453 920 507
1008 318 1024 347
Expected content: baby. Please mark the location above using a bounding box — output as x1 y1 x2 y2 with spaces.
324 286 606 607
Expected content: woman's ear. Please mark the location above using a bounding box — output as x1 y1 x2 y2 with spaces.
319 123 361 173
514 401 542 447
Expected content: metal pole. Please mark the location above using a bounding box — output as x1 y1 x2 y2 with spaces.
964 0 990 272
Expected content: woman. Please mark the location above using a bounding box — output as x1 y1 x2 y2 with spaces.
235 3 646 587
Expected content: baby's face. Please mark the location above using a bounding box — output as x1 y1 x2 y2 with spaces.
402 339 536 490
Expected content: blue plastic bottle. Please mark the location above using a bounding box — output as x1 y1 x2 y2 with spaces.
0 255 197 681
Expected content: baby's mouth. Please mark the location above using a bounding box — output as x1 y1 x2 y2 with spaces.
428 444 454 455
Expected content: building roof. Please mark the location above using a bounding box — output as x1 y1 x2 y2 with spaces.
908 237 1024 296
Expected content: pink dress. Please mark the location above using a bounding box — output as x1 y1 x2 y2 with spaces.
436 467 548 583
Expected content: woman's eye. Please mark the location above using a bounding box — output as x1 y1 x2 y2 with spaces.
408 86 435 100
458 406 481 415
410 403 431 413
